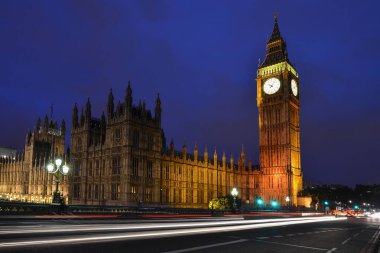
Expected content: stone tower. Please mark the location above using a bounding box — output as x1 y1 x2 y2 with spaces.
256 16 302 206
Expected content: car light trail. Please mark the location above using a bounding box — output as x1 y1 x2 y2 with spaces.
0 216 334 235
0 216 346 248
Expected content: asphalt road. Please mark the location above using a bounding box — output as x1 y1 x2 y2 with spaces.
0 216 379 253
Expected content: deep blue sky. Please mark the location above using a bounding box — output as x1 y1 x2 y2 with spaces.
0 1 379 186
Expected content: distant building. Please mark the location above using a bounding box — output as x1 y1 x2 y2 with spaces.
0 147 17 159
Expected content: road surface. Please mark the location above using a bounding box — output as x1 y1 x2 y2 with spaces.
0 215 378 252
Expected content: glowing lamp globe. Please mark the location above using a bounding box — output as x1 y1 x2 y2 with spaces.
62 165 69 175
55 158 62 167
47 163 54 172
231 188 238 197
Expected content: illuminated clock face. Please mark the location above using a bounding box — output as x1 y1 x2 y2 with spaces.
291 79 298 96
263 78 281 95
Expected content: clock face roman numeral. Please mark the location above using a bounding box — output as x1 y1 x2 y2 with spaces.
291 79 298 96
263 77 281 95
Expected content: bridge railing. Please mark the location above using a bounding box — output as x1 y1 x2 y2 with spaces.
0 201 316 215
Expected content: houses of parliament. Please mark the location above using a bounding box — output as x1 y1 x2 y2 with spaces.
0 17 304 208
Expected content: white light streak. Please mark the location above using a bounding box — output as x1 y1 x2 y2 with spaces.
0 216 334 235
0 217 346 248
369 212 380 218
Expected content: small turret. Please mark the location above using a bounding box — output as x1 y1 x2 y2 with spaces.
213 149 217 166
125 81 132 109
100 112 106 129
107 88 114 120
182 144 187 160
194 143 198 162
25 131 32 145
36 117 41 133
204 146 208 164
230 154 234 169
170 139 174 159
155 93 161 126
222 152 226 168
43 115 49 131
100 112 106 144
240 144 246 167
85 98 91 122
72 103 78 129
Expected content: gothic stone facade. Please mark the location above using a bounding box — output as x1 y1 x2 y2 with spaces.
69 84 259 208
0 17 303 208
0 117 69 203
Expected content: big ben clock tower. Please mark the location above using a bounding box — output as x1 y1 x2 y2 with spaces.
256 16 302 206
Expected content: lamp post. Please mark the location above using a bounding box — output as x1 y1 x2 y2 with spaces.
231 187 238 210
286 196 290 208
46 158 69 204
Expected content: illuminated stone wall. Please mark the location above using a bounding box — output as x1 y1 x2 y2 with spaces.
69 84 259 208
160 144 258 209
0 119 69 204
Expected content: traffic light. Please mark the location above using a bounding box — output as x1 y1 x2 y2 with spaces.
354 204 359 209
271 200 278 208
256 198 264 206
324 201 329 206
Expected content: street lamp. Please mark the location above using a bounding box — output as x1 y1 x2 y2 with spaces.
285 196 290 207
46 158 69 204
231 187 238 210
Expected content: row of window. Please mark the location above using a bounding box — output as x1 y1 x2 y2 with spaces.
132 157 152 177
73 158 154 177
75 130 156 150
113 129 155 150
163 165 239 186
73 183 153 201
268 176 284 189
73 183 210 204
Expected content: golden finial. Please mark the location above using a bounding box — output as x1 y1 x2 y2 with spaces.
274 9 278 22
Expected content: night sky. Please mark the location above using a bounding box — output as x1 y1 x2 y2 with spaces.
0 1 379 186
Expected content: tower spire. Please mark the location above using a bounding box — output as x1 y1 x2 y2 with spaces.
268 15 282 43
50 103 54 121
126 81 132 109
259 15 291 68
107 88 114 119
274 9 278 23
